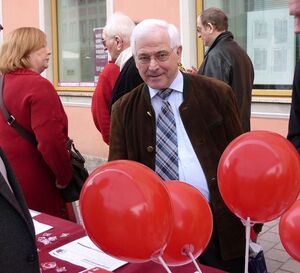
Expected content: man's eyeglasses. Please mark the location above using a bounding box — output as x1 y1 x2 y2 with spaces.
136 48 176 65
101 36 115 47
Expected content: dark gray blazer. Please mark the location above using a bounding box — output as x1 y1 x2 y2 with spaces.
199 31 254 132
0 149 39 273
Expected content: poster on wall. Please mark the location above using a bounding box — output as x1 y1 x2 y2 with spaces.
93 27 108 84
247 8 295 86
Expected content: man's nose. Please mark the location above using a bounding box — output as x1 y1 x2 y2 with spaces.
148 56 159 69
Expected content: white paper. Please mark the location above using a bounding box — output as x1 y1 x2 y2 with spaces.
29 209 41 217
33 219 53 235
49 236 127 270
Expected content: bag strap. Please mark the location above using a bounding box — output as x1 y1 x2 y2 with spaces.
0 75 37 146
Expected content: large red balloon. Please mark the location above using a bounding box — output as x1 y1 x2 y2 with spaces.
218 131 300 223
80 160 173 263
161 181 213 266
279 200 300 262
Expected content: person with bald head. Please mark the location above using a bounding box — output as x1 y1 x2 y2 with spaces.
287 0 300 151
109 18 247 272
196 7 254 133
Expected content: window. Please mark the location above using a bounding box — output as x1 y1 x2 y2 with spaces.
203 0 296 94
55 0 106 88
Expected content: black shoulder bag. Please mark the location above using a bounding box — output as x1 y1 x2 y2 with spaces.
0 75 88 202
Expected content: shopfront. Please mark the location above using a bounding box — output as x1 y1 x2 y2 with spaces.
0 0 295 161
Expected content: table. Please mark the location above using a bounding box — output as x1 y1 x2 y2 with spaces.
35 213 226 273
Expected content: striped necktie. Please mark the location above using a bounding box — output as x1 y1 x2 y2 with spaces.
155 88 179 180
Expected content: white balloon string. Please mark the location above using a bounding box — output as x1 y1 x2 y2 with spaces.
185 250 203 273
158 256 173 273
244 216 251 273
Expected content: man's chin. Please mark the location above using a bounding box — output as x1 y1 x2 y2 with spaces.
147 78 166 90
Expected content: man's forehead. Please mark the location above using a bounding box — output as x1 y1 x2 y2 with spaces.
135 34 171 53
137 46 171 55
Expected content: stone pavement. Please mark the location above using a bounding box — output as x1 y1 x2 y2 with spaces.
83 156 300 273
258 218 300 273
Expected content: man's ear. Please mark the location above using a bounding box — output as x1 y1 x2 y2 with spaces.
206 22 215 33
176 46 183 63
115 35 124 50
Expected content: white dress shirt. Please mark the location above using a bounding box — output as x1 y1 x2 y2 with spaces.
115 47 132 70
149 71 210 201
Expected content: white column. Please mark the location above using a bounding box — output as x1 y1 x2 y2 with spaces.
0 0 3 43
179 0 197 69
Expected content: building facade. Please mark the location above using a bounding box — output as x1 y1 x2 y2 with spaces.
0 0 293 161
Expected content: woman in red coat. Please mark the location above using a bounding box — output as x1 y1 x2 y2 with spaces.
0 27 72 219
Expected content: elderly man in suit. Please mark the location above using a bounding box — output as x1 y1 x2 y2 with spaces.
0 148 39 272
109 19 246 272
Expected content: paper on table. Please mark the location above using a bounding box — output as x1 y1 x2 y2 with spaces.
29 209 41 217
49 236 127 271
33 219 53 235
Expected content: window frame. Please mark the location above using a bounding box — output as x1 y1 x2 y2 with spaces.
51 0 100 92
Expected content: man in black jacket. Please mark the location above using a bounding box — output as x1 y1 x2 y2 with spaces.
197 7 254 132
287 0 300 151
110 55 143 106
0 149 39 273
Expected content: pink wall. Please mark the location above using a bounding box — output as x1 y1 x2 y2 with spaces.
64 106 289 160
114 0 180 28
251 117 288 137
2 0 40 35
0 0 290 160
65 107 109 158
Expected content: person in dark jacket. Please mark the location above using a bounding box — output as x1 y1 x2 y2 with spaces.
109 18 246 273
197 7 254 132
287 0 300 150
287 60 300 151
0 148 39 273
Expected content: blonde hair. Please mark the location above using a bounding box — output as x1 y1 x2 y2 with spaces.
0 27 47 73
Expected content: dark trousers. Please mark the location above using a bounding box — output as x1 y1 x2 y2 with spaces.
197 225 245 273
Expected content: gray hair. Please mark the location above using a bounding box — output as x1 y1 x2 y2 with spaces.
130 19 181 55
104 12 135 44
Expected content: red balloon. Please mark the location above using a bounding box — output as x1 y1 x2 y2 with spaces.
80 160 173 263
218 131 300 223
279 200 300 262
161 181 213 266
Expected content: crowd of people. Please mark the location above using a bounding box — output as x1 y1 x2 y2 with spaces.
1 1 300 272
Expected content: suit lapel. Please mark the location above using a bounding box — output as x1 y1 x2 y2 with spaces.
0 171 25 213
0 149 35 238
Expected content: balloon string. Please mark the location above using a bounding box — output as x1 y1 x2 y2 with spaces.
185 250 203 273
158 256 173 273
244 216 251 273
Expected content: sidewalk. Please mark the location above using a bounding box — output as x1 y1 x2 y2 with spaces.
258 218 300 273
84 156 300 273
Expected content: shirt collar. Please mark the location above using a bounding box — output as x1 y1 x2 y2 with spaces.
149 71 184 99
115 47 132 70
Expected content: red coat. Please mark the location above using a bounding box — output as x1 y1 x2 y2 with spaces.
0 69 72 218
91 61 120 144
